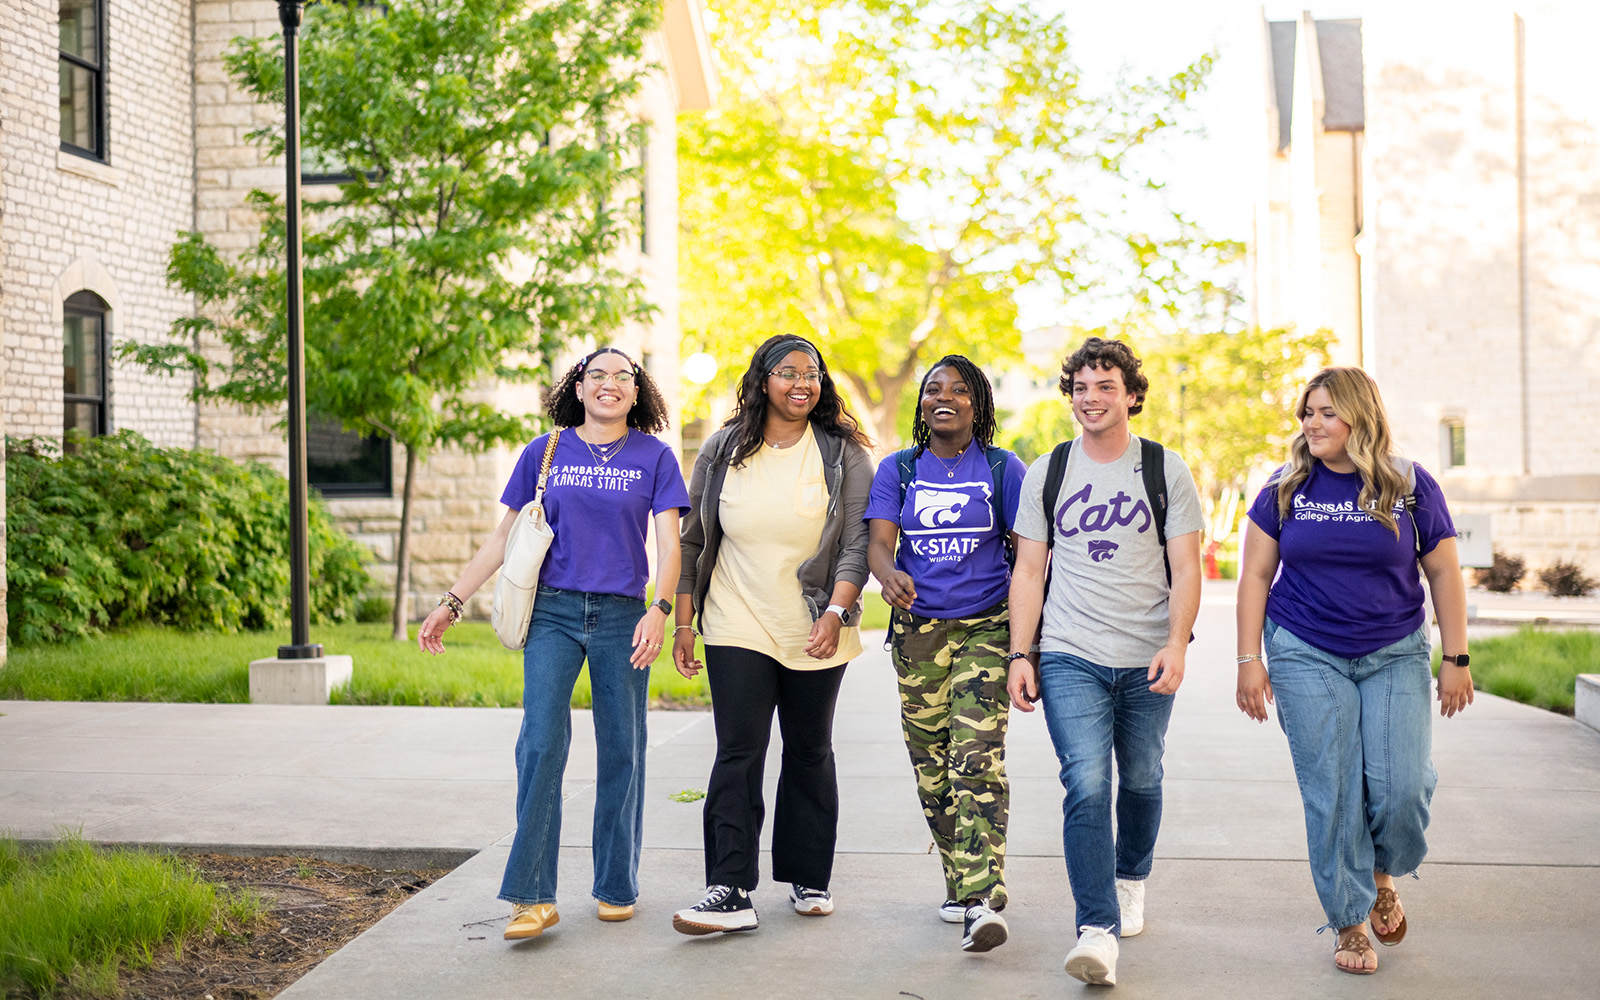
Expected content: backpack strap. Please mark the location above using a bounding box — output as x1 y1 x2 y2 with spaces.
1138 436 1172 584
985 446 1015 568
1042 440 1072 553
894 447 917 506
1392 456 1422 559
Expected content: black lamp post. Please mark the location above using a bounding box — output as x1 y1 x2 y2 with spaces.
277 0 321 660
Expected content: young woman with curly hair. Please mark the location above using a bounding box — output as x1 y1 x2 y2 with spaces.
418 346 690 940
669 334 875 934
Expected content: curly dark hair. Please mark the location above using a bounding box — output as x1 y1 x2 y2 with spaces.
721 335 873 468
910 354 997 457
543 347 670 433
1058 336 1149 416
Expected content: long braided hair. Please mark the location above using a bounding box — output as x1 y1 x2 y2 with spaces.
910 354 997 458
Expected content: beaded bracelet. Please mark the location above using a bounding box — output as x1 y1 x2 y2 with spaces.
439 591 465 625
1236 654 1263 664
673 624 699 636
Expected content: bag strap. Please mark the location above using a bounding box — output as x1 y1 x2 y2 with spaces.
985 446 1015 567
1042 440 1072 554
534 428 561 503
1138 436 1171 584
1392 456 1421 559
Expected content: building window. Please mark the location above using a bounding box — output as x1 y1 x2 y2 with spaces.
308 414 393 497
63 290 109 443
1441 419 1466 469
59 0 106 160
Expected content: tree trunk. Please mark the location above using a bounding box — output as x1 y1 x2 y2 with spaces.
390 445 417 641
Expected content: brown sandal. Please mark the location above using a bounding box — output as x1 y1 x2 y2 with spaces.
1335 927 1377 974
1370 886 1408 946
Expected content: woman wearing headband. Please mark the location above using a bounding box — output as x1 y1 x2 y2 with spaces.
418 347 690 940
670 334 875 935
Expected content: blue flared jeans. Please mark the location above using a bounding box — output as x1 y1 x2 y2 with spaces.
1265 617 1437 929
498 586 650 908
1038 651 1176 936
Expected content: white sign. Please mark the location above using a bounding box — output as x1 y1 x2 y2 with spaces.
1454 513 1493 568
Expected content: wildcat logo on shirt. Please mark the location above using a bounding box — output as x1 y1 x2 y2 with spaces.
904 479 994 561
1053 483 1151 564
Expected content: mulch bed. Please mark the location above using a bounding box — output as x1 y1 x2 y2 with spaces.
113 854 451 1000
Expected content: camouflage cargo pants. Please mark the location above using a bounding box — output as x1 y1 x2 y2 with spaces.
889 599 1011 907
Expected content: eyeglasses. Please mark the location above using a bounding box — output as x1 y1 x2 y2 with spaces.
584 370 636 386
769 368 823 385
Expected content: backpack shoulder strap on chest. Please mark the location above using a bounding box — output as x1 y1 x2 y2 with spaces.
1391 456 1422 558
1138 437 1169 548
1043 439 1073 552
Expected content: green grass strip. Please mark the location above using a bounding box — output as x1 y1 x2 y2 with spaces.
0 593 894 709
0 835 261 998
1436 626 1599 714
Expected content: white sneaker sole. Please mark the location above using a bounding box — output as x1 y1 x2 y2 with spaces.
939 904 967 924
1064 952 1116 986
962 915 1008 953
672 912 758 935
791 898 834 916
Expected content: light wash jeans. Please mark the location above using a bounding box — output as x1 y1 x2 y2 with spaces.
1038 651 1176 935
498 586 649 907
1265 617 1437 929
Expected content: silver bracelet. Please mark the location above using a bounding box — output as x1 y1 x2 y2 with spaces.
1236 654 1264 664
673 624 699 636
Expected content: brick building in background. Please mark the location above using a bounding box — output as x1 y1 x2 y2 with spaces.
0 0 717 658
1253 2 1599 579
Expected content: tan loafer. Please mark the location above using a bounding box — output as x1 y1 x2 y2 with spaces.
598 901 635 922
504 903 559 940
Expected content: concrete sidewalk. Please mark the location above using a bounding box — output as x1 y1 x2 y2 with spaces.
3 581 1599 999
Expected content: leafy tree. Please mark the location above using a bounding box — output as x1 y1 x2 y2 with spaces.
678 0 1225 446
123 0 658 639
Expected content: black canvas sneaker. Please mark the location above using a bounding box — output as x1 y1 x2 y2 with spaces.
789 884 834 915
961 901 1009 953
672 884 759 934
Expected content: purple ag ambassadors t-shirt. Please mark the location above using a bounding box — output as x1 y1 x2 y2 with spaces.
501 431 690 601
1248 461 1456 659
864 447 1028 619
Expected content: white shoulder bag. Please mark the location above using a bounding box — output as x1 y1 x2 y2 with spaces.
492 429 560 650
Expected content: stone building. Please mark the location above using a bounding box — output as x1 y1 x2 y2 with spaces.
0 0 717 658
1253 3 1600 579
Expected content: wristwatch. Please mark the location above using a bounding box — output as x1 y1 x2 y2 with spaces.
824 603 853 625
1442 653 1470 667
652 598 672 616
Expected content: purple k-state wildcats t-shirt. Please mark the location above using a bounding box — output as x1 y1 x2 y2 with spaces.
1248 460 1456 659
864 446 1028 619
501 430 690 601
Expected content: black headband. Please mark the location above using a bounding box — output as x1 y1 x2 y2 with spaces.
758 337 822 373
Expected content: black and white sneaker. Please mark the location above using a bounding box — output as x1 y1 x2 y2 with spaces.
672 884 759 935
961 902 1009 953
939 899 968 924
789 884 834 916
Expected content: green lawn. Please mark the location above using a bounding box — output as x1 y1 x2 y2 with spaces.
1436 626 1599 715
0 835 261 998
0 592 894 710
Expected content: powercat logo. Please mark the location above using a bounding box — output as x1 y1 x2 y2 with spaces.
904 479 995 560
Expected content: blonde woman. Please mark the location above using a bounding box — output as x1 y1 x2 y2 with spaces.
1235 367 1473 975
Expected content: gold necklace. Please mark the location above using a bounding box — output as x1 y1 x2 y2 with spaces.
582 428 628 466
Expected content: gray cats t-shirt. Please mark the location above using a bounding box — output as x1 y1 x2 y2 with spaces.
1014 436 1203 667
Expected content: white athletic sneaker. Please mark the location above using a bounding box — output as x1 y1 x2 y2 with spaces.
1116 878 1145 937
1064 924 1119 986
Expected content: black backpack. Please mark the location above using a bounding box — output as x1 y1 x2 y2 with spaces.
894 445 1016 568
1042 436 1172 583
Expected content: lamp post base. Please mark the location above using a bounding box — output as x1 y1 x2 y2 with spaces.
249 654 353 705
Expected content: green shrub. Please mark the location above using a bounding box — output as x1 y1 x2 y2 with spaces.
354 594 393 624
1474 549 1527 593
1538 559 1597 598
5 432 370 645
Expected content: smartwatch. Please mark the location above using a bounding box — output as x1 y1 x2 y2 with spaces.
1442 653 1470 667
652 598 672 616
824 603 853 625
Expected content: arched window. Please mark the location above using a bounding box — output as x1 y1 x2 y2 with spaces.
63 290 109 443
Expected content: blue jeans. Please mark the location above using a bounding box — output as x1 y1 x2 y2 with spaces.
1038 652 1175 935
499 585 650 907
1265 617 1436 929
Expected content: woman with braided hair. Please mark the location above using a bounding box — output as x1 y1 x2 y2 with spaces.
865 354 1027 954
